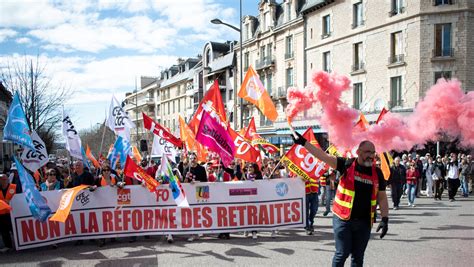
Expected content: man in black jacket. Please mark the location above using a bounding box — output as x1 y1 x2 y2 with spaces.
388 157 406 210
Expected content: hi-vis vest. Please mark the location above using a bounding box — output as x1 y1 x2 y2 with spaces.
100 176 117 186
0 184 17 214
305 178 319 194
332 160 379 226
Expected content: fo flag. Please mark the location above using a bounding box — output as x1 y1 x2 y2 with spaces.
228 127 260 163
282 128 328 183
160 154 189 207
195 111 235 167
2 92 35 150
20 130 48 172
107 96 135 141
62 110 82 159
143 113 182 148
124 156 161 194
13 157 51 222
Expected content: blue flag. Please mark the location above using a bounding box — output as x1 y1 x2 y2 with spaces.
108 136 131 169
81 146 91 170
3 93 35 150
13 157 51 222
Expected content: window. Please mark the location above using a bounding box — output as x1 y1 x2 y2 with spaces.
260 46 265 61
390 76 402 108
434 24 452 57
323 51 331 72
178 99 180 112
229 89 233 100
286 1 292 22
353 83 363 109
205 49 211 66
352 1 364 28
244 52 250 70
353 42 364 71
434 0 454 6
322 15 331 38
390 0 404 16
390 31 404 63
167 102 170 114
286 68 294 87
172 119 175 132
285 35 293 59
267 43 272 59
434 71 452 83
260 113 272 127
267 73 273 96
172 101 175 113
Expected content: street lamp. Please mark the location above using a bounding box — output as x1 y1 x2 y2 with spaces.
211 0 243 130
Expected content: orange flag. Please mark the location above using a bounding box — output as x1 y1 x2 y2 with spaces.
354 113 369 132
376 107 389 125
282 128 328 182
188 80 227 134
50 185 89 223
228 126 260 162
375 109 391 180
132 146 142 162
179 115 207 162
86 145 101 168
0 200 11 212
238 66 278 121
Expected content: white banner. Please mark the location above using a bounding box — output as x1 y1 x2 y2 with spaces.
20 130 48 172
151 135 177 163
62 110 82 159
106 96 135 141
10 179 305 250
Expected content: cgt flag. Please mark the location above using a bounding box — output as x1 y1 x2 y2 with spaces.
49 185 89 223
20 129 48 172
143 113 182 148
238 66 278 121
195 111 235 167
282 128 328 183
13 157 51 222
123 156 161 194
2 92 35 150
160 154 189 207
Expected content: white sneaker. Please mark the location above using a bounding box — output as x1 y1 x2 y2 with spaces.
167 234 173 244
271 231 276 238
252 232 257 239
187 236 195 242
412 204 416 207
244 231 249 237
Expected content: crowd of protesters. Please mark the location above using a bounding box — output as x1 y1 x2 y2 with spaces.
0 150 472 252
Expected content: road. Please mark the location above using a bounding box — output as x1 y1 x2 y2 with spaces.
1 195 473 266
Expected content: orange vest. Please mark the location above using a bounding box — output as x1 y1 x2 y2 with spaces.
332 160 379 226
100 176 117 186
0 184 16 214
320 175 327 186
305 178 319 194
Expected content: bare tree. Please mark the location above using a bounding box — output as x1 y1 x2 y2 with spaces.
79 122 116 157
0 55 72 152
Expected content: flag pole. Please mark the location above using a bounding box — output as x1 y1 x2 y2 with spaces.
99 117 107 157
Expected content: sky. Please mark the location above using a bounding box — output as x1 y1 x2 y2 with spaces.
0 0 257 130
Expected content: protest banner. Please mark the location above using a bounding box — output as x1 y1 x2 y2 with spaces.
10 179 305 250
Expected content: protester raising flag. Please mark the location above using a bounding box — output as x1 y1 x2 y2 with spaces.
2 92 35 150
188 80 227 133
282 128 328 182
238 66 278 121
160 154 189 207
123 156 161 194
106 95 135 141
179 115 207 162
62 109 83 159
228 126 260 163
143 112 182 148
50 185 89 223
107 136 131 169
195 111 235 167
20 129 48 172
13 157 51 222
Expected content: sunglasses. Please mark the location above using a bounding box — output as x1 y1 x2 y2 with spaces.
103 169 111 172
47 173 56 176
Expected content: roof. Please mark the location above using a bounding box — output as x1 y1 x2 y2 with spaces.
160 66 198 88
209 52 235 72
301 0 334 14
209 41 230 53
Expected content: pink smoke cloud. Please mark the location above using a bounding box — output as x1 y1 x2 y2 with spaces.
285 85 318 122
286 71 474 152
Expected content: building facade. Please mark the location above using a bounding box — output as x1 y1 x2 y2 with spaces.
0 82 15 172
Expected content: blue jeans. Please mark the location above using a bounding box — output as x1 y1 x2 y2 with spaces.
306 192 319 228
407 184 417 204
332 216 371 267
325 185 334 212
461 176 469 197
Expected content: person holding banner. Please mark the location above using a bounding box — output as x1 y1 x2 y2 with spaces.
0 173 16 253
292 134 389 267
68 160 95 189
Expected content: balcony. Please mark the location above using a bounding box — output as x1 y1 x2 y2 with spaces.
351 20 365 29
285 52 294 60
351 62 365 74
388 7 405 17
431 48 455 61
388 54 406 68
389 99 404 109
432 0 454 5
137 97 154 107
277 87 287 99
255 56 275 70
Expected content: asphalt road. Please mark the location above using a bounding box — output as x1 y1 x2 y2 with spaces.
1 193 473 266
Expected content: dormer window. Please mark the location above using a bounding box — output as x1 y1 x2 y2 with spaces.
205 49 211 66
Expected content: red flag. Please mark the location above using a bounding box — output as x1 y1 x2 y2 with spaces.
244 117 258 141
228 126 260 162
123 156 160 193
282 128 328 182
354 113 369 132
188 80 227 133
143 113 182 148
376 108 388 125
